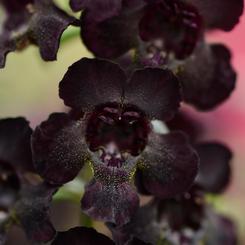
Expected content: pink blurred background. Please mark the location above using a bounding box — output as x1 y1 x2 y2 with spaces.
189 12 245 238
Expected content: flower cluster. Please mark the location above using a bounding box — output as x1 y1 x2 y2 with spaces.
0 0 243 244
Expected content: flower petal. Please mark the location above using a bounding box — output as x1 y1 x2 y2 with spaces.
179 43 236 110
0 0 76 68
195 142 232 193
81 179 139 225
0 117 33 173
31 113 87 185
138 132 198 198
30 0 77 61
15 182 57 243
0 38 16 68
186 0 244 31
124 68 181 120
59 58 126 111
81 8 141 59
52 227 114 245
70 0 122 21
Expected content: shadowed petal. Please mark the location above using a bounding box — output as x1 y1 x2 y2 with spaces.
81 179 139 226
52 227 114 245
31 113 87 185
81 8 141 59
195 142 232 193
179 43 236 110
31 0 77 61
15 182 57 243
70 0 122 21
59 58 126 111
124 68 181 120
0 38 16 68
186 0 244 31
138 132 198 198
0 117 33 173
0 0 76 68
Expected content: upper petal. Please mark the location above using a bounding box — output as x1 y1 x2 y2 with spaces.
52 227 114 245
124 68 181 120
81 7 141 59
186 0 244 31
0 117 33 173
31 113 87 185
70 0 122 21
81 179 139 226
138 132 198 198
178 43 236 110
195 142 232 193
59 58 126 111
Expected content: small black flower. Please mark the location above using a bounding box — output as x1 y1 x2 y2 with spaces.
0 0 77 68
31 58 198 226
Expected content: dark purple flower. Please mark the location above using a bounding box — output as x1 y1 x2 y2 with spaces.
0 0 77 68
80 0 243 59
130 139 233 243
32 58 198 226
177 43 236 110
139 0 202 59
81 0 202 60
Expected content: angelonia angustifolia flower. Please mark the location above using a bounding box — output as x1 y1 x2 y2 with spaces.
0 0 243 244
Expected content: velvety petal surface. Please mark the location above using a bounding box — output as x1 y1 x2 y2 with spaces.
0 0 76 68
138 132 198 198
195 142 232 193
52 227 114 245
124 68 181 120
0 117 33 173
31 113 87 185
81 8 141 59
15 182 57 243
186 0 244 31
59 58 126 111
70 0 122 21
81 179 139 225
30 0 77 61
178 43 236 110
